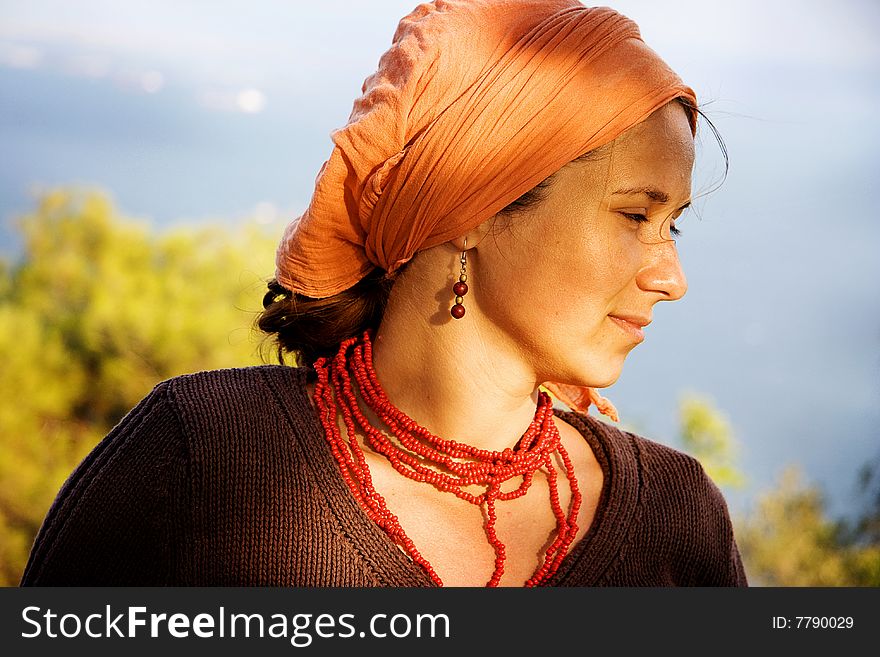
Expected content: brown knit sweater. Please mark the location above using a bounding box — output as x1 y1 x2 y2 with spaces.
21 365 747 586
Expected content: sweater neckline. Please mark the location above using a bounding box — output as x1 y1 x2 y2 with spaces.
267 365 640 587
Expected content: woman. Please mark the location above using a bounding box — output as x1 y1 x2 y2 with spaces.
21 0 747 586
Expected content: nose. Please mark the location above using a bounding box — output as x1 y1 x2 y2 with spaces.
636 240 688 301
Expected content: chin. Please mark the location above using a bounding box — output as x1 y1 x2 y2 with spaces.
562 360 623 390
582 356 627 388
543 348 625 389
587 371 622 389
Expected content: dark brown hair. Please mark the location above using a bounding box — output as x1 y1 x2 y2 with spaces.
256 97 725 367
256 267 398 366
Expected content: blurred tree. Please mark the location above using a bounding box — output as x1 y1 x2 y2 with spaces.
851 453 880 546
735 466 880 586
678 394 746 489
675 394 879 586
0 187 278 585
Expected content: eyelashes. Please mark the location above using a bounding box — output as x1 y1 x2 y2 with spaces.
620 212 682 238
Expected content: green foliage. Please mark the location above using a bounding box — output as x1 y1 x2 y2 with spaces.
678 393 746 489
735 467 880 586
0 187 278 585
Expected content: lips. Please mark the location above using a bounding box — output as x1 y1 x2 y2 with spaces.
608 314 650 342
608 314 652 327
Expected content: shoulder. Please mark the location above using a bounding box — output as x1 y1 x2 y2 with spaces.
607 413 728 516
22 375 192 584
153 364 320 481
559 410 746 585
156 364 314 430
557 408 714 495
619 422 722 500
557 408 729 523
158 364 309 404
618 424 730 522
22 365 318 585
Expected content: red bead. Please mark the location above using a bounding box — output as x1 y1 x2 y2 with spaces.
452 281 468 296
450 303 466 319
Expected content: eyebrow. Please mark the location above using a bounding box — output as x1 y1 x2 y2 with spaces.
611 186 691 209
612 185 669 203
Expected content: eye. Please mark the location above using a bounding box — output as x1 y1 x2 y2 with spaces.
621 212 682 238
669 209 685 238
621 212 647 223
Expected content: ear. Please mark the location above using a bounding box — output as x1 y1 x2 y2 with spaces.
450 215 496 251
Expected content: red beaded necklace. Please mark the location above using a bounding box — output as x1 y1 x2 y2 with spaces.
312 330 582 587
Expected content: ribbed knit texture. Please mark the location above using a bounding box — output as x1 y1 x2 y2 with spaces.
21 365 747 587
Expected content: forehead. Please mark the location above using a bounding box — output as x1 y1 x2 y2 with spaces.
605 103 695 194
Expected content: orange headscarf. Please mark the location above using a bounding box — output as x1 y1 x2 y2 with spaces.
275 0 697 420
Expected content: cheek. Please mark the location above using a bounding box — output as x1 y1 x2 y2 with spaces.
547 230 636 304
605 236 642 284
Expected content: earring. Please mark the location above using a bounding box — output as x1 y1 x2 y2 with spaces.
450 238 468 319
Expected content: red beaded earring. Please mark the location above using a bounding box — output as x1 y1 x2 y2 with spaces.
450 238 469 319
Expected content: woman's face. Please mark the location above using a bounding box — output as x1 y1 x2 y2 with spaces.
473 101 694 388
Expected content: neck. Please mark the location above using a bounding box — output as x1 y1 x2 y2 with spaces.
370 254 544 453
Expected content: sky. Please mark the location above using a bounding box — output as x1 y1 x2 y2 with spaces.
1 0 878 521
